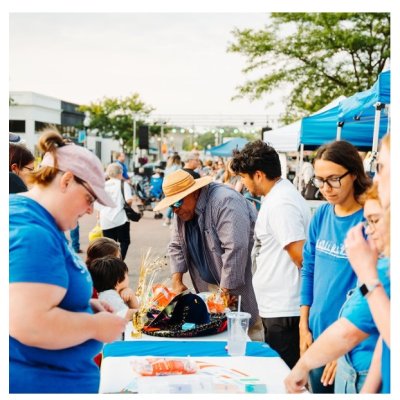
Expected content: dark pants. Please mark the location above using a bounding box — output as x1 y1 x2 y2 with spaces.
261 316 300 369
102 221 130 260
309 366 335 393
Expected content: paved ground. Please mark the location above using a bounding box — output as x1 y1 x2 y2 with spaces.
69 205 193 291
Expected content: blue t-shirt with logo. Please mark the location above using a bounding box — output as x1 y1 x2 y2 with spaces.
340 257 390 372
9 195 102 393
301 203 363 339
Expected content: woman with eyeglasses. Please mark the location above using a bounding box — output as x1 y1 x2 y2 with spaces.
299 140 371 393
344 134 390 393
285 183 389 393
9 129 126 393
9 142 35 193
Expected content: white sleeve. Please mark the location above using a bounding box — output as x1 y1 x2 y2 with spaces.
99 290 128 315
123 181 133 201
268 200 307 249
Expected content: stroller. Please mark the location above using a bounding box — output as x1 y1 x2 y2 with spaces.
132 172 164 219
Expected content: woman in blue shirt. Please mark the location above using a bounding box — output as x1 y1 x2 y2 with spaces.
345 134 390 393
285 184 388 394
9 129 126 393
299 140 371 393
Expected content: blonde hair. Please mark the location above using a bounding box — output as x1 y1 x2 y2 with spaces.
359 182 380 206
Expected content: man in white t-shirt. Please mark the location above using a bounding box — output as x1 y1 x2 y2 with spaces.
231 140 311 369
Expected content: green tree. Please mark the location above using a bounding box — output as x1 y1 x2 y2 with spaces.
78 93 154 153
228 13 390 123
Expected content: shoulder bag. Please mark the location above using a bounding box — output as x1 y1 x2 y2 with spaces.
121 181 141 222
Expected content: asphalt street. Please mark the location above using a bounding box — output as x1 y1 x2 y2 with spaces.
69 206 193 292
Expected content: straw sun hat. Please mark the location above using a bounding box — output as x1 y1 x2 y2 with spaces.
153 169 213 212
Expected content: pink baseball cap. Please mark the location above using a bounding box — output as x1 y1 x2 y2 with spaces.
41 143 115 207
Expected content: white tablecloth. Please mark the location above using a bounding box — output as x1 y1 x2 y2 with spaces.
100 355 290 394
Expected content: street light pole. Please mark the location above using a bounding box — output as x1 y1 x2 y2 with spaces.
132 113 137 169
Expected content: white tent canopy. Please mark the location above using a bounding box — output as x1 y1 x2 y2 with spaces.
263 95 346 152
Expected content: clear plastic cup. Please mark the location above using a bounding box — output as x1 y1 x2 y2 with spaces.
226 311 251 356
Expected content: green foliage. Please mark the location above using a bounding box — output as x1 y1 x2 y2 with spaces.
78 93 154 154
228 13 390 123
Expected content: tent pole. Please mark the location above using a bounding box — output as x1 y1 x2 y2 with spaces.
372 102 384 153
296 144 304 191
336 122 344 140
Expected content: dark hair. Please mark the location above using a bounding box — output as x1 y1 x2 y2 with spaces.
86 237 120 268
230 140 281 179
89 255 128 293
9 143 35 171
315 140 371 200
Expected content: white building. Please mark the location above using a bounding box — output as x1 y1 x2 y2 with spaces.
9 91 121 167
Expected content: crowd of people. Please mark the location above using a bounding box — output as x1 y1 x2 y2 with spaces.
9 128 390 394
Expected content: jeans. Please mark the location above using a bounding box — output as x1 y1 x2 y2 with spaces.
70 223 80 252
309 366 335 394
334 355 368 393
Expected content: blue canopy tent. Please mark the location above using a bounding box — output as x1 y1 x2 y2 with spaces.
299 105 340 149
207 138 248 157
300 70 390 151
337 70 390 152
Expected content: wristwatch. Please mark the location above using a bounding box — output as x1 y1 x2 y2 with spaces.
359 279 382 297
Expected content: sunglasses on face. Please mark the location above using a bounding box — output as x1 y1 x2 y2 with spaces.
171 199 184 210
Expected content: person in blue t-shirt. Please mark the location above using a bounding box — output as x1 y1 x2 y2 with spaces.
299 140 372 393
285 184 388 394
115 152 130 181
345 134 390 393
9 129 126 394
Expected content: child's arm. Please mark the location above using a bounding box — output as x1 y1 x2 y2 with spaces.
119 287 140 309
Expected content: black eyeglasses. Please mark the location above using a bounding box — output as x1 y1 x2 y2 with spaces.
74 176 97 206
312 171 351 189
23 166 35 172
171 199 184 210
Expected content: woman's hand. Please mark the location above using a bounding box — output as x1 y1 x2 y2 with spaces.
299 326 313 357
90 298 114 313
321 360 337 387
93 312 127 342
345 223 379 283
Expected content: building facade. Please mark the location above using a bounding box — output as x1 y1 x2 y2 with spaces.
9 91 121 166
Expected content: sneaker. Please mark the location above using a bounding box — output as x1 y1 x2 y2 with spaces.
162 222 169 227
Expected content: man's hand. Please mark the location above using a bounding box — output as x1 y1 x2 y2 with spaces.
171 272 188 294
172 281 188 294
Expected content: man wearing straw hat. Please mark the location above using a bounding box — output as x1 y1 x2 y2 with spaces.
154 169 263 340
